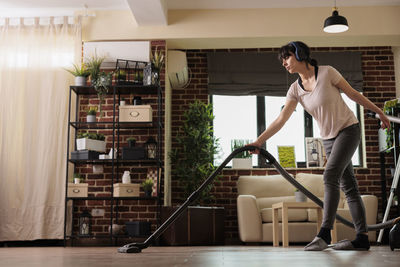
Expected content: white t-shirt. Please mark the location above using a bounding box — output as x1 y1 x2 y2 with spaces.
286 65 359 139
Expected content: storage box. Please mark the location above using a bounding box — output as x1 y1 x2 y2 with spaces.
119 105 152 122
71 150 101 160
67 183 88 198
76 138 106 153
113 183 140 197
126 221 151 237
122 147 146 160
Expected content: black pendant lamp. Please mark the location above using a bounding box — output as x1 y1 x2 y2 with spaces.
323 3 349 33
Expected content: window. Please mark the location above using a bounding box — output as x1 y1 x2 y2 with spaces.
213 94 361 167
213 95 258 167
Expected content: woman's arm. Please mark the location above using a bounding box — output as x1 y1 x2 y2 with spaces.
248 98 297 150
336 78 390 129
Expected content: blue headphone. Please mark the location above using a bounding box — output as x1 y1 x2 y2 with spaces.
290 41 305 61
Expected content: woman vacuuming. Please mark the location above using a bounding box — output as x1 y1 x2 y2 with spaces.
248 41 390 251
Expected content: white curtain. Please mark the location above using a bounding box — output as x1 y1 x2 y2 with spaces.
0 17 81 241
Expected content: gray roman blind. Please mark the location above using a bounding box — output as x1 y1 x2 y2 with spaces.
207 51 363 96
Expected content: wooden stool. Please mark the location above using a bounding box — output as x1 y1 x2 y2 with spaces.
272 202 337 247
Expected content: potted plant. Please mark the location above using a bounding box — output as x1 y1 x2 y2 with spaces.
86 106 97 123
294 189 307 202
150 47 164 85
165 100 224 246
115 69 127 83
141 178 154 197
73 173 82 184
127 137 136 147
85 53 111 117
383 99 400 150
76 131 106 152
64 63 90 86
231 139 252 169
170 100 220 203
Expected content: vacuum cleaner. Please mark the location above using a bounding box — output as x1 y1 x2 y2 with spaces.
368 111 400 250
118 145 400 253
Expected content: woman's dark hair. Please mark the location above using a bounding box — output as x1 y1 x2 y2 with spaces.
278 41 318 67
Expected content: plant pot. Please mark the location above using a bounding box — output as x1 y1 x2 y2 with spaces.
75 76 87 86
295 191 307 202
232 158 252 169
127 140 136 147
76 138 106 153
144 190 152 197
74 178 81 184
86 115 96 123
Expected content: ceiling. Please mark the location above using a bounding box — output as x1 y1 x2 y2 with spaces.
1 0 400 25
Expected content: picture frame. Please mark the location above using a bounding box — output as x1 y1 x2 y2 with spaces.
305 137 325 168
277 146 296 168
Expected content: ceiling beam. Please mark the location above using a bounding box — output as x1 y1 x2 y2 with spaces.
126 0 167 26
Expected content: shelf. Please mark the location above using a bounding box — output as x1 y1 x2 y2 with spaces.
66 196 158 201
68 159 159 165
65 82 162 246
69 121 158 130
70 84 158 95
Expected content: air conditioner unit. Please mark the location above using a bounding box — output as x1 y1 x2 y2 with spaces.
168 50 191 89
83 41 150 69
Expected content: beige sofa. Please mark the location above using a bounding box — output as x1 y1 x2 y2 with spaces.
237 173 378 243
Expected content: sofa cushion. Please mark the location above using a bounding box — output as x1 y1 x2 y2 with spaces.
296 173 345 207
261 207 309 222
308 208 352 222
238 175 296 198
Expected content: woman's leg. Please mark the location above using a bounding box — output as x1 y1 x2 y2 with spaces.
305 124 361 251
340 163 368 235
321 124 361 230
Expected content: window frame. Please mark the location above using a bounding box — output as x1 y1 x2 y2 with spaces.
212 95 364 168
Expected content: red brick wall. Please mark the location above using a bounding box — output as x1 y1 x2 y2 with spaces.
171 46 396 243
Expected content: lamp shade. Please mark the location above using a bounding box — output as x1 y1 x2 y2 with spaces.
323 10 348 33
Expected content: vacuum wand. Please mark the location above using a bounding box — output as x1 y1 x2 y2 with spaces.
367 111 400 125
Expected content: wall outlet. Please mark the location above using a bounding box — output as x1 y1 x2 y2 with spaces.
91 209 105 217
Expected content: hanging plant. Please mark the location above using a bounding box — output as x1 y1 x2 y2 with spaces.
92 71 113 117
150 47 165 85
383 99 400 151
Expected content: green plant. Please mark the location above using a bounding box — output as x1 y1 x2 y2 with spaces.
169 100 220 204
383 99 400 151
115 69 127 80
92 71 113 117
141 178 154 192
127 137 136 142
231 139 252 158
64 63 90 77
77 131 105 141
85 53 105 82
151 47 165 70
73 173 84 182
87 106 97 115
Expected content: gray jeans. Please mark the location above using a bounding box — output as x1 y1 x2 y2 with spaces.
321 123 368 234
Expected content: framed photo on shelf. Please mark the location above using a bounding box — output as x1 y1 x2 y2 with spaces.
277 146 296 168
305 137 326 168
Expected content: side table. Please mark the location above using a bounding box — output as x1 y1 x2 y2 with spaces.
272 201 337 247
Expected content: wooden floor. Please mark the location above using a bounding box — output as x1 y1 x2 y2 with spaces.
0 245 399 267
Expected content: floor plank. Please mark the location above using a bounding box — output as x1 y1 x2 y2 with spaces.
0 245 399 267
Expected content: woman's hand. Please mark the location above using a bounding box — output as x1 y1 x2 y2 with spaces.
246 141 262 154
379 112 391 129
